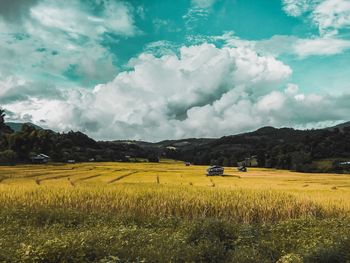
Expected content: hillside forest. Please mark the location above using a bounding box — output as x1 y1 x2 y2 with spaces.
1 108 350 173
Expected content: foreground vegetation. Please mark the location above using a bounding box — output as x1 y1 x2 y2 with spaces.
0 161 349 262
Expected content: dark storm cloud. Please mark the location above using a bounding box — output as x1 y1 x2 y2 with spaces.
166 84 230 121
0 0 40 22
0 78 62 104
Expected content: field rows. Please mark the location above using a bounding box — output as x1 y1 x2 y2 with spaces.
1 161 350 190
0 162 349 222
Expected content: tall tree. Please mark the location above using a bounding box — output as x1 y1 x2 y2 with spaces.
0 108 13 135
0 108 5 126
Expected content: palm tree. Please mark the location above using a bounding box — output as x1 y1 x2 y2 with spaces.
0 108 5 125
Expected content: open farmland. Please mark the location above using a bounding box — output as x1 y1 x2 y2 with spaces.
0 161 349 262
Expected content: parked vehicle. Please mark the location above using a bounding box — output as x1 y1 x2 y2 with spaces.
206 165 224 176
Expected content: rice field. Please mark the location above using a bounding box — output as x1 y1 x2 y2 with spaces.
1 161 350 262
0 160 349 223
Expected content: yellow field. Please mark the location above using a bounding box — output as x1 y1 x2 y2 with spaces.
0 160 349 223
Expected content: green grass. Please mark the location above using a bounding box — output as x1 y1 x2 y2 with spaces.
0 209 349 263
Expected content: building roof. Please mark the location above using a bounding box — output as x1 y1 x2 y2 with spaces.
32 153 50 159
38 153 50 159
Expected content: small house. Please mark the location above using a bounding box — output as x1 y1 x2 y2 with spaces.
185 162 191 166
31 154 50 164
338 161 350 169
67 160 76 164
206 165 224 176
166 146 177 151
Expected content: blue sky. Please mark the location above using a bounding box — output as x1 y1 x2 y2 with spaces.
1 0 350 141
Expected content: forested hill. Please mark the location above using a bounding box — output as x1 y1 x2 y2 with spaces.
6 122 43 132
152 125 350 172
129 124 350 172
1 111 350 172
0 123 150 164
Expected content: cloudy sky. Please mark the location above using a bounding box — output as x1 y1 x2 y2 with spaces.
1 0 350 141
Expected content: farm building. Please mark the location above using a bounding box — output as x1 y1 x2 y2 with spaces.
166 146 177 151
338 161 350 169
185 162 191 166
206 165 224 176
31 154 50 164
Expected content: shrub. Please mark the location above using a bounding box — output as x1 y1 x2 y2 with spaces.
276 253 303 263
304 237 350 263
187 219 239 262
0 149 17 165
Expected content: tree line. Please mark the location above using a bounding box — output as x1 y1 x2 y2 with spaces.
0 109 152 164
1 108 350 172
162 126 350 173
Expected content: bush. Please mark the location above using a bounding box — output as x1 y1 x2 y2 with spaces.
187 219 239 262
147 154 159 162
304 237 350 263
276 253 303 263
0 149 17 165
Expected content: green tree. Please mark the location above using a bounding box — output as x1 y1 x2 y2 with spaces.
0 108 14 135
0 108 5 125
257 150 266 167
147 153 159 163
222 157 230 167
0 150 17 164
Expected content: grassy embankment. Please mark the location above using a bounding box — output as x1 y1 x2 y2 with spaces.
0 161 349 262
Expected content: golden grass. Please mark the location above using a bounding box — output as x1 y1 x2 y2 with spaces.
0 160 349 223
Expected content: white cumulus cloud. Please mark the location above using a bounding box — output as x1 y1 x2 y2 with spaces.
30 0 138 39
312 0 350 36
191 0 216 9
219 32 350 58
293 37 350 57
3 43 350 141
283 0 350 36
0 0 139 86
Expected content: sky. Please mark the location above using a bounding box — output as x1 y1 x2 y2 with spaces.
1 0 350 141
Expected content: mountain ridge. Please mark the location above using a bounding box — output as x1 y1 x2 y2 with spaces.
5 122 43 132
1 121 350 173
